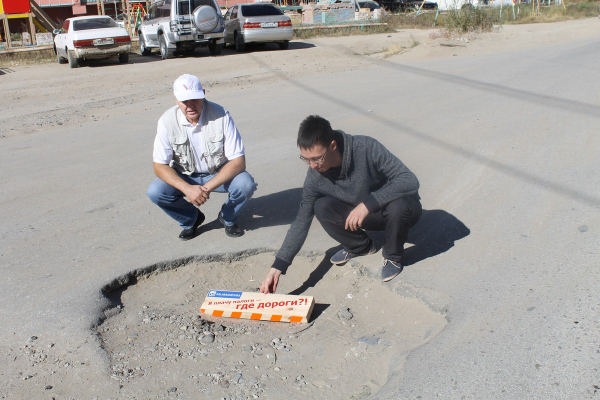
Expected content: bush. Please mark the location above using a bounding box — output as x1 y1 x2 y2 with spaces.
443 3 499 33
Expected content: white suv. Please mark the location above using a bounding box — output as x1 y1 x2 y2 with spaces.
138 0 225 59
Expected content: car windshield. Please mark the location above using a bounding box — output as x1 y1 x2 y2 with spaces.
241 4 283 16
72 18 118 31
358 1 381 8
178 0 217 14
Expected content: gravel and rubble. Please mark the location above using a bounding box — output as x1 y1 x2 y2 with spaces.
93 253 446 399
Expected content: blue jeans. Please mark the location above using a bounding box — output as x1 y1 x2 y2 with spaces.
147 170 257 229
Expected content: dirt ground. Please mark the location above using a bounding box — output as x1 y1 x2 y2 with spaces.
1 18 598 141
97 253 446 399
1 17 598 400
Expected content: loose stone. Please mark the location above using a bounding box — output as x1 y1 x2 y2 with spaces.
358 335 380 346
200 334 215 344
338 308 354 321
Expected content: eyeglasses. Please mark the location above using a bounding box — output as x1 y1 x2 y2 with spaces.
299 148 328 165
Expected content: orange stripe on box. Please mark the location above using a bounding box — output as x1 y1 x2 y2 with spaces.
212 310 224 317
289 316 303 323
200 309 205 313
250 313 262 320
270 315 282 322
231 312 242 318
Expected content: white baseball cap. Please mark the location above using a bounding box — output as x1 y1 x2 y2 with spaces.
173 74 205 101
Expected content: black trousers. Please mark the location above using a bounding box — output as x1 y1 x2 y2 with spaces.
314 195 422 263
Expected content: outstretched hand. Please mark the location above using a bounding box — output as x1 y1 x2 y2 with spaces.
260 268 282 294
345 202 369 231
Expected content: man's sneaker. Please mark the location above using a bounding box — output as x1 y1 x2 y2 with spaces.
218 212 244 238
330 240 376 265
381 258 403 282
179 209 205 240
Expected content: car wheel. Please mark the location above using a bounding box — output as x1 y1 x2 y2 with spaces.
119 52 129 63
56 48 67 64
234 32 245 52
67 49 79 68
159 34 172 59
208 40 222 55
278 40 289 50
139 34 151 56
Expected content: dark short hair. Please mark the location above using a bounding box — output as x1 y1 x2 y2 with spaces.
297 115 334 149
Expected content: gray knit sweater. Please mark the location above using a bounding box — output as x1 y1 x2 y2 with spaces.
272 130 420 274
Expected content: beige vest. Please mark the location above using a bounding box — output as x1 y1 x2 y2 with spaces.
161 101 229 175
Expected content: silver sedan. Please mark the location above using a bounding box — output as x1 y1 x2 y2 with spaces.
224 3 293 52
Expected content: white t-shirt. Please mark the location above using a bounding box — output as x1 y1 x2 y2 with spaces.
153 106 245 174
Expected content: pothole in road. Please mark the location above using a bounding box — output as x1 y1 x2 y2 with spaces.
98 252 447 400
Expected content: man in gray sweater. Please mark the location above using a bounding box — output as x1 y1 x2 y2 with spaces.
260 115 422 293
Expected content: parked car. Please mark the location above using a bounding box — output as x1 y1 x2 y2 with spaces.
376 0 437 12
53 16 131 68
114 15 126 29
223 3 292 52
138 0 224 59
358 0 383 10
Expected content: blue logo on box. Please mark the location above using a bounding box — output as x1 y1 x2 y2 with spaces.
207 290 242 299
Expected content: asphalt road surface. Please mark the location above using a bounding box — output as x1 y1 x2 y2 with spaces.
1 26 599 398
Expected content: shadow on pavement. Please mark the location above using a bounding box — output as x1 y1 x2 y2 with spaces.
193 188 302 237
202 191 469 274
288 252 336 296
289 209 469 292
240 187 303 230
119 40 316 66
221 41 315 54
368 209 470 267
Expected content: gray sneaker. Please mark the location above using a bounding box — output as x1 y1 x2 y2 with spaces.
381 259 403 282
330 241 377 265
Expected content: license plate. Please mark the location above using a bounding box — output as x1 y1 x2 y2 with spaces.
93 38 114 45
261 22 277 28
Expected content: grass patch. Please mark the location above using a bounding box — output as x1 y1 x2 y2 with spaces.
502 1 599 24
432 0 598 34
0 48 55 67
381 34 420 57
293 23 390 39
0 41 141 67
292 12 439 39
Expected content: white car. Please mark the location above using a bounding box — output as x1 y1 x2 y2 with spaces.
53 16 132 68
223 3 293 52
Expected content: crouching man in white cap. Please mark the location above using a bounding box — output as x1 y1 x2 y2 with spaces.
147 74 257 240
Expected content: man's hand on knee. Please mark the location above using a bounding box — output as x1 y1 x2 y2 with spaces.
345 203 369 231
